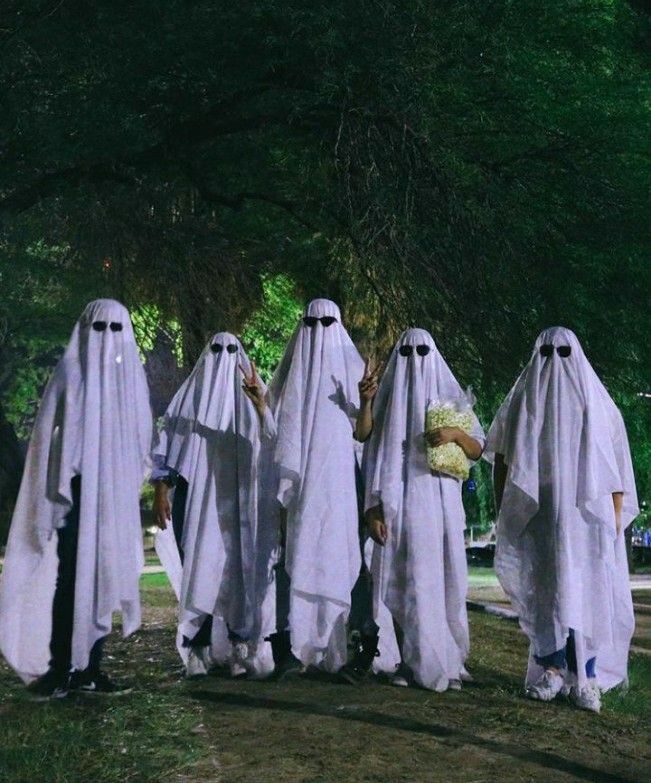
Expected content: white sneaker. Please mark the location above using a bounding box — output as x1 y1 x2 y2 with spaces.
525 669 565 702
230 641 249 679
569 681 601 714
448 679 462 691
186 647 209 678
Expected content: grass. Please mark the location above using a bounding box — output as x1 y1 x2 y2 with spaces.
0 578 649 783
467 566 500 588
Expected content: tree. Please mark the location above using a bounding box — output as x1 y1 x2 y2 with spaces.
0 1 649 522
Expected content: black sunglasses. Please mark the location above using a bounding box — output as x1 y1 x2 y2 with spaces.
302 316 337 327
398 344 431 357
211 343 238 354
539 344 571 358
92 321 123 332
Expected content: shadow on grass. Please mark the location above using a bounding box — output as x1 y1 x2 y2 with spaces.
190 689 639 783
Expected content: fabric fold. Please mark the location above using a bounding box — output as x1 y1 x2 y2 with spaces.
0 300 152 682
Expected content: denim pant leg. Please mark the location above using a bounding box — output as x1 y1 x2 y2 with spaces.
566 629 597 678
534 646 567 670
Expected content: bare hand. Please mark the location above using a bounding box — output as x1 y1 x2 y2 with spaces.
153 485 171 530
368 516 388 546
425 426 459 448
359 358 379 404
240 361 265 415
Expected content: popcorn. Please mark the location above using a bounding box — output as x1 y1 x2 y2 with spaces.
425 400 474 480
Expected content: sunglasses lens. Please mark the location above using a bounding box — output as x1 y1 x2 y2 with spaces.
303 316 318 327
109 322 123 332
416 345 431 356
92 321 107 332
557 346 571 357
398 345 413 357
539 345 554 357
226 344 238 354
210 343 223 353
320 316 336 327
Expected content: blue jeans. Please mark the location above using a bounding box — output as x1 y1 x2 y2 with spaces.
535 629 596 678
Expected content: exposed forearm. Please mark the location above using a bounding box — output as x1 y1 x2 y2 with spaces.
254 400 267 423
455 429 483 461
613 491 623 534
154 481 170 504
493 454 507 515
355 399 374 442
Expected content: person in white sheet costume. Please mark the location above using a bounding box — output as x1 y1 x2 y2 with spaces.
268 299 370 672
152 333 279 678
485 327 638 713
0 300 152 698
363 328 484 691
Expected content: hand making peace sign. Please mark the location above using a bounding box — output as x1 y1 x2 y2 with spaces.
240 360 266 416
358 357 380 404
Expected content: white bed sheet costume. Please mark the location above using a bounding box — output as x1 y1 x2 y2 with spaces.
484 327 638 692
0 300 152 682
364 328 485 691
268 299 364 672
154 332 279 676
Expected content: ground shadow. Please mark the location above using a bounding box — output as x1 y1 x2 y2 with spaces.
189 689 641 783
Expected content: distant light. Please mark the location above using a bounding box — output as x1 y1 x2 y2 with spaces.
638 392 651 399
102 257 112 271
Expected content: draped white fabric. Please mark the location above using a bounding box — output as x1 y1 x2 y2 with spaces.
484 327 638 690
0 300 152 682
268 299 364 670
364 328 484 690
154 333 278 674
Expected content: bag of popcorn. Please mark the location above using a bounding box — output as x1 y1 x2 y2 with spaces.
425 392 475 480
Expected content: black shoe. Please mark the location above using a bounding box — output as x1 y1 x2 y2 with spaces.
267 632 305 680
339 631 379 685
275 652 305 681
69 670 132 695
26 670 70 701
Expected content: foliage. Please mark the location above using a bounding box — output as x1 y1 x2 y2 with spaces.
241 274 303 381
0 1 648 518
131 304 183 365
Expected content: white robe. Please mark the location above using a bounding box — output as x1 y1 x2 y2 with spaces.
0 300 152 682
484 326 638 690
364 328 484 690
153 333 279 675
268 299 364 671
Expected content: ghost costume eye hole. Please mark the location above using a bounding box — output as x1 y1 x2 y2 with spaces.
109 322 123 332
539 344 554 357
303 316 337 327
210 343 223 353
398 345 413 357
416 345 431 356
226 344 238 354
557 345 571 358
92 321 107 332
